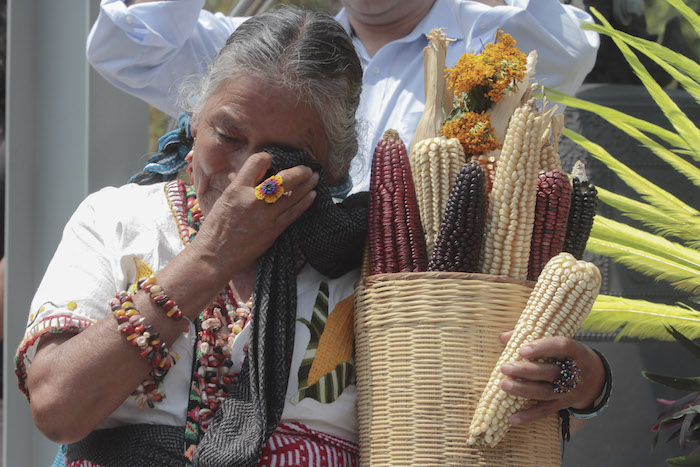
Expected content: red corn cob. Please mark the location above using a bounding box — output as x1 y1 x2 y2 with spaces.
368 129 428 275
428 162 486 272
527 169 572 281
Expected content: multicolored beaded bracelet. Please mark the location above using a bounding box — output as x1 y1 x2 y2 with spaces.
137 275 184 321
111 291 176 408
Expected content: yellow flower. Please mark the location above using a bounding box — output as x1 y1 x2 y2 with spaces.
67 301 77 310
445 30 527 110
440 111 500 156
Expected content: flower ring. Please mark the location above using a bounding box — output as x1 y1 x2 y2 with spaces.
255 175 285 204
553 358 581 394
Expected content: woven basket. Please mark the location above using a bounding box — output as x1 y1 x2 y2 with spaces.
353 272 561 466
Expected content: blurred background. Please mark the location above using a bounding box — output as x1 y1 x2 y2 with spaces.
3 0 699 465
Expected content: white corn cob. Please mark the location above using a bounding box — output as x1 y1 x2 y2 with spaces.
540 141 562 171
409 136 466 256
479 96 550 279
540 113 564 171
468 252 602 447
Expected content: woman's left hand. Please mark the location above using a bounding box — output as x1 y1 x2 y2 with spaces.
497 333 605 425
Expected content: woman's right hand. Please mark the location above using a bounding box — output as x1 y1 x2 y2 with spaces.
189 151 319 283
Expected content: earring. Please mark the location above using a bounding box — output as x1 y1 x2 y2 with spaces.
185 150 195 185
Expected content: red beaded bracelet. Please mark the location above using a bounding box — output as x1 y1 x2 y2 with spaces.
137 275 184 321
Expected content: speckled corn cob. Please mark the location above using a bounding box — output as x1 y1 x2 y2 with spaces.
468 252 601 447
368 129 428 275
563 161 598 260
409 136 466 257
428 162 486 272
469 150 498 199
527 170 571 281
479 98 545 279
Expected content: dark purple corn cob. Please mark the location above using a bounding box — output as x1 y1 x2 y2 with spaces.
428 162 486 273
563 161 598 260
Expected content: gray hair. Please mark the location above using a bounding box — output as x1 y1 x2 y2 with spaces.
182 8 362 180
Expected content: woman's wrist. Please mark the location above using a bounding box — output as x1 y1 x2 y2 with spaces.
568 348 612 419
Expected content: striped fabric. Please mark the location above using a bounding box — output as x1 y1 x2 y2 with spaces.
258 423 358 467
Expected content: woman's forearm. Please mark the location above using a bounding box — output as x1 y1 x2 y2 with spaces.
26 248 230 443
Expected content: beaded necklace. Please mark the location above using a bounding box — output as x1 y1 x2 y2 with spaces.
172 181 255 460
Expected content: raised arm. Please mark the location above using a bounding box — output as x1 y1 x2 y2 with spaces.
86 0 243 115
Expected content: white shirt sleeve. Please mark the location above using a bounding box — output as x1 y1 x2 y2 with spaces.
86 0 242 116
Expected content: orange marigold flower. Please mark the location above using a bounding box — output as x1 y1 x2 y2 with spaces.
440 111 501 156
445 29 527 110
445 53 494 96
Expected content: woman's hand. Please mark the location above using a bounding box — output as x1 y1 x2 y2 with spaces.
497 333 606 425
190 151 319 282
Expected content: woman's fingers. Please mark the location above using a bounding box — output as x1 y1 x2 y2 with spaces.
233 151 273 186
499 330 514 345
509 400 562 425
501 360 560 383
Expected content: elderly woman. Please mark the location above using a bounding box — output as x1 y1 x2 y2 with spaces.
17 7 608 467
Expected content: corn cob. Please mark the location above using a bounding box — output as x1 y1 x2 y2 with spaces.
563 161 598 260
368 129 428 274
409 136 466 257
527 170 571 281
540 141 562 171
428 162 486 272
468 252 602 447
479 97 549 279
469 150 498 198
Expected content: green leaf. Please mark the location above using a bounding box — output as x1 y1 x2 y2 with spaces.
563 128 699 218
590 216 700 277
546 88 689 151
587 8 700 162
667 455 700 466
642 372 700 392
596 187 700 246
580 23 700 102
582 295 700 341
615 121 700 189
588 217 700 294
666 325 700 361
667 0 700 37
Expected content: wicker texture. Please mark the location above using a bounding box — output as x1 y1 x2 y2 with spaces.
354 272 561 466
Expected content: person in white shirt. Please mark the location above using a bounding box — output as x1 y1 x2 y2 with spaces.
87 0 599 194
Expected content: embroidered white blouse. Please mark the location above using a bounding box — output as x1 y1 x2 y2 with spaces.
16 181 360 442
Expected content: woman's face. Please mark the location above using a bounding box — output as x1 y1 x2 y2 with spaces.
190 76 329 215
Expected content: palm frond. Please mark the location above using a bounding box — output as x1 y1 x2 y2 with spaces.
546 88 688 151
588 218 700 295
581 23 700 97
583 295 700 341
591 215 700 272
596 187 700 245
615 122 700 189
564 128 699 217
667 0 700 37
587 8 700 162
